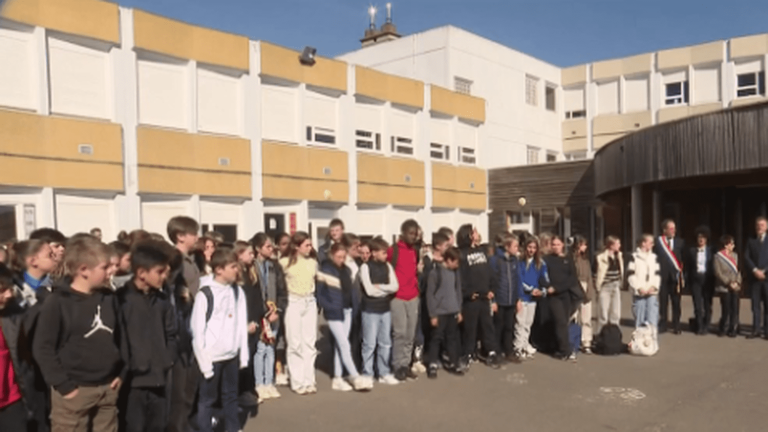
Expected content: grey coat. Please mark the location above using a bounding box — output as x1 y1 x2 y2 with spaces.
426 264 462 318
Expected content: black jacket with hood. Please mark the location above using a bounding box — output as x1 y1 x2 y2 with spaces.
459 246 496 301
32 285 128 396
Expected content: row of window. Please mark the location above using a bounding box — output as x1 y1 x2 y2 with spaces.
454 75 557 112
353 129 477 164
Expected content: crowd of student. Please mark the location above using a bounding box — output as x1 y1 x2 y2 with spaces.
0 214 763 432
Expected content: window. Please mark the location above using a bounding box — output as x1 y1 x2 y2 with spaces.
596 80 619 115
527 147 539 165
508 211 525 225
564 86 586 119
390 136 413 155
736 71 765 98
430 143 450 161
545 85 556 111
458 147 476 165
565 110 586 119
525 75 538 106
665 81 689 105
49 36 111 119
197 66 241 136
356 130 381 151
546 153 557 162
454 77 472 95
306 126 336 145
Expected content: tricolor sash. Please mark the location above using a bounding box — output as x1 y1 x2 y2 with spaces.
716 250 739 276
658 236 683 274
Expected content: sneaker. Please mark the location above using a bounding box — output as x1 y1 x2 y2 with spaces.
413 345 424 363
582 347 593 355
256 385 270 401
294 386 308 395
405 367 419 381
332 378 352 392
394 367 408 382
268 385 281 399
567 352 578 361
486 352 501 369
350 376 371 392
427 364 438 379
411 362 427 375
275 373 289 386
378 375 400 385
307 384 317 394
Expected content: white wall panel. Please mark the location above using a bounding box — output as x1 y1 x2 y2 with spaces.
693 66 720 103
430 118 450 144
56 195 114 241
662 70 688 84
48 37 110 119
141 201 191 240
734 59 762 75
304 91 336 130
138 59 187 129
200 201 240 224
564 87 585 111
455 123 476 149
261 85 296 143
356 210 385 236
597 80 619 115
355 104 380 132
390 110 413 137
0 26 35 110
625 76 649 112
197 67 241 136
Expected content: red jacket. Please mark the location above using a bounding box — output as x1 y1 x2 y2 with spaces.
388 240 419 301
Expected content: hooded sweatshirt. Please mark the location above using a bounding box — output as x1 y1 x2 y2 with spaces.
32 285 128 396
426 263 462 318
388 240 419 301
459 245 494 300
190 279 249 379
519 258 549 303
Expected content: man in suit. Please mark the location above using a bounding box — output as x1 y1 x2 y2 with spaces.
654 219 686 334
685 226 715 335
744 216 768 339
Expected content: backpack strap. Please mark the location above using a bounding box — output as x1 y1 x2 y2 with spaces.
391 244 399 269
201 286 214 323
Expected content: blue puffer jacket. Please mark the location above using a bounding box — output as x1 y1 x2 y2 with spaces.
519 257 550 303
316 261 359 321
490 248 524 306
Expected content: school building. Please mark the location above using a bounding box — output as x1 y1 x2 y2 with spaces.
1 0 767 247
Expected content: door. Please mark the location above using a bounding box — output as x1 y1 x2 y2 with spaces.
264 213 285 239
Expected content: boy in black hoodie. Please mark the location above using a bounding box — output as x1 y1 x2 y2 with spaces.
456 224 501 369
33 236 128 432
118 242 177 432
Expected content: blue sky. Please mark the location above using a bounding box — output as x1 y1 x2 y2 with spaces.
118 0 766 66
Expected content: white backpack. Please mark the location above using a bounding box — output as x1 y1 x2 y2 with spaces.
628 324 658 356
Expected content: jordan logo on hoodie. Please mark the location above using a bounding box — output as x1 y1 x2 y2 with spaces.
84 305 114 338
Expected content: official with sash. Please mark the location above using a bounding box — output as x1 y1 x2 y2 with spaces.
654 219 685 334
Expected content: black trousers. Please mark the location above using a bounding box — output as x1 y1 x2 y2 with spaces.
719 291 740 333
168 358 199 432
750 281 768 335
125 387 166 432
494 305 517 356
548 295 571 356
659 278 682 330
0 400 26 432
462 299 498 357
690 274 713 332
428 314 460 367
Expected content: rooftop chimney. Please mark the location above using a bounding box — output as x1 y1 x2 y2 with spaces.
361 3 401 47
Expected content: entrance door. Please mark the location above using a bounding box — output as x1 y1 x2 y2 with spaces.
264 213 285 239
0 205 17 242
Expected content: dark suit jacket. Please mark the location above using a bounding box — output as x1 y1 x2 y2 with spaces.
654 236 685 283
744 236 768 283
684 246 714 289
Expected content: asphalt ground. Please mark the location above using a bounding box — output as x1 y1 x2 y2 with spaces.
243 291 768 432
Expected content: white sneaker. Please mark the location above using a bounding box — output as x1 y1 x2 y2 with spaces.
350 376 371 392
411 362 427 374
307 384 317 394
275 373 289 386
294 386 308 395
378 375 400 385
256 385 271 401
331 378 352 392
268 385 281 399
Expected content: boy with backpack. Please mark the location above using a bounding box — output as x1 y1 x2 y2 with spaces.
33 237 128 432
118 243 177 432
191 249 249 432
426 248 464 378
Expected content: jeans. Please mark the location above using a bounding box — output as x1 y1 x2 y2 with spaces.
514 301 537 355
750 281 768 335
633 295 659 329
197 357 239 432
598 281 621 333
125 387 166 432
254 322 279 387
391 297 419 370
285 295 318 391
494 304 517 356
327 308 359 378
361 311 392 378
568 322 582 353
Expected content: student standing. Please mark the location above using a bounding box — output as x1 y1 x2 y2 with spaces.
279 232 319 395
571 236 596 353
388 220 421 382
33 237 128 432
596 236 624 334
714 235 741 337
490 235 523 361
191 249 249 432
515 237 548 360
426 248 464 378
118 243 177 432
456 224 501 369
743 217 768 339
359 238 399 385
317 219 345 264
627 235 661 330
543 236 580 361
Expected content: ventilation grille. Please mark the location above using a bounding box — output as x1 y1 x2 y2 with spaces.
218 157 230 167
78 144 94 155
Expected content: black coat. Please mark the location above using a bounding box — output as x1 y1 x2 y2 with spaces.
654 236 685 283
1 302 39 423
744 236 768 283
684 246 714 289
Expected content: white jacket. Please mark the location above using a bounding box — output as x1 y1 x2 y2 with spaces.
627 249 661 296
191 279 250 379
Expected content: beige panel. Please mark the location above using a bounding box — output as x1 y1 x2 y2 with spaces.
657 106 691 124
562 64 588 87
563 137 588 154
0 156 122 191
731 96 767 107
262 176 348 203
593 53 652 81
430 85 485 123
657 47 692 71
2 0 119 43
730 33 768 60
593 133 625 150
137 127 251 172
355 66 424 108
659 41 724 70
691 41 725 65
432 163 486 195
593 111 652 135
139 167 250 197
260 42 347 92
262 141 348 182
357 153 425 188
690 102 723 115
133 10 249 70
432 190 485 211
562 119 587 140
357 184 425 207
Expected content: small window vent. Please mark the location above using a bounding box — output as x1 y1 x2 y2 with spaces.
218 157 230 167
323 167 332 176
78 144 94 155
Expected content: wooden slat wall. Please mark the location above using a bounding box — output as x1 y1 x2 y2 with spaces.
594 101 768 196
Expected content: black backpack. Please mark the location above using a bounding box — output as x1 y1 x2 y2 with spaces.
596 324 623 356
